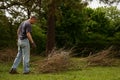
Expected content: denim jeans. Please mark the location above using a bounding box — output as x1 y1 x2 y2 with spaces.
11 39 30 73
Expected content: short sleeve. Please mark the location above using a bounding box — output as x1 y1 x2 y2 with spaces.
25 23 32 33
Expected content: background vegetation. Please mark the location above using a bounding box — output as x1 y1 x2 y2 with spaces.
0 0 120 56
0 0 120 79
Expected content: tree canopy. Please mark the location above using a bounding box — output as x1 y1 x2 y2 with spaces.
0 0 120 56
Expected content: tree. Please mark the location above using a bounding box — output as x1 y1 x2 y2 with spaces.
99 0 120 4
86 0 120 4
55 0 88 48
0 10 16 48
104 6 120 33
103 6 120 44
46 0 87 54
46 0 56 55
0 0 42 21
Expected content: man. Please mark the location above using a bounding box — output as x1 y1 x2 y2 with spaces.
9 16 37 74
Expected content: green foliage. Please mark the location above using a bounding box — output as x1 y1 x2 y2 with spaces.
32 24 46 54
55 0 86 48
55 5 120 56
87 0 120 4
0 10 17 48
114 32 120 42
0 0 120 56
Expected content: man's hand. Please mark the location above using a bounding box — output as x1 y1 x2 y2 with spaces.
26 32 36 48
32 42 36 48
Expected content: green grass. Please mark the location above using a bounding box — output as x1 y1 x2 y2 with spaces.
0 58 120 80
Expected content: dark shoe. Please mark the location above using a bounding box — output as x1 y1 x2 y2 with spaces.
23 72 30 74
9 68 19 74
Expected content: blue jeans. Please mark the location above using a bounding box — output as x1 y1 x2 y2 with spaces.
11 39 30 73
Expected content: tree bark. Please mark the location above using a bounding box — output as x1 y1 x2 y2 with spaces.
46 0 55 55
27 8 31 19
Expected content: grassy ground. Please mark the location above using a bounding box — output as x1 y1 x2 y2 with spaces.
0 57 120 80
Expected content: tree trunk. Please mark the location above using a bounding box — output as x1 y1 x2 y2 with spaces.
27 8 31 19
46 0 55 55
37 0 42 25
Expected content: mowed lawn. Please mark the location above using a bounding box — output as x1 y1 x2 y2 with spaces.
0 58 120 80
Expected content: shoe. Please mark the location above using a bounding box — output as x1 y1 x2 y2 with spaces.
9 68 19 74
23 72 30 74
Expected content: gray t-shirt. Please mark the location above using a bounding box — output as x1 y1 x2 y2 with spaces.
18 20 32 40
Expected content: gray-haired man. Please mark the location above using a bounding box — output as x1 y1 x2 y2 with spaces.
9 16 37 74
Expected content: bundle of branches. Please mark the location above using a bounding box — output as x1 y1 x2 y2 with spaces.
36 49 74 73
0 49 16 63
87 45 120 66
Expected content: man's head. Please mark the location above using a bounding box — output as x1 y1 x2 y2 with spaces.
29 16 37 24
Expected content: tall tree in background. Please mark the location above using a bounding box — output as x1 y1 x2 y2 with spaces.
46 0 84 54
0 0 41 21
86 0 120 4
46 0 56 55
99 0 120 4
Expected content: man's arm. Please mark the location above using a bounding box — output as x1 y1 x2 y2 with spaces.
26 32 34 43
27 32 36 48
17 28 20 40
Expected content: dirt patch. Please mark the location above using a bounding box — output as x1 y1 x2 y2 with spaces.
0 48 17 63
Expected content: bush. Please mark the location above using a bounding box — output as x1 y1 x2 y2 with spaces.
32 25 46 54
